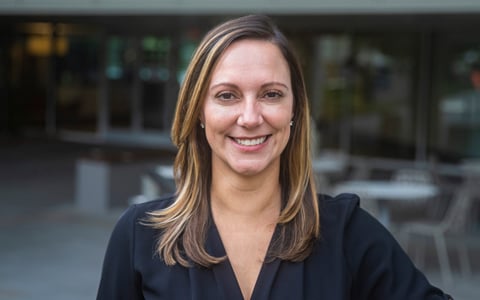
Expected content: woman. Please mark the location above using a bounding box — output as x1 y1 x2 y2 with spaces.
97 15 452 300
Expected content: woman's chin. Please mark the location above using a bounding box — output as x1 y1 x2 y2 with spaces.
230 161 272 177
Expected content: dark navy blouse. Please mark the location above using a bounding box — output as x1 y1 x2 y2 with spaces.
97 193 452 300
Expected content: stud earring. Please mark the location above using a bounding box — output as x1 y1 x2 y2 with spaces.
290 121 293 127
200 123 205 129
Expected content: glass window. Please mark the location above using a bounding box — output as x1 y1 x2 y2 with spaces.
178 31 199 84
103 31 200 132
11 29 50 131
56 32 100 132
106 36 136 129
140 35 171 130
312 33 417 159
141 31 199 130
431 33 480 161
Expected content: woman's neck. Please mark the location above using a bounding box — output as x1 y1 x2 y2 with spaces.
210 169 282 220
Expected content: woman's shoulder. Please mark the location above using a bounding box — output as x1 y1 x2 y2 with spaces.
317 192 390 243
319 193 360 208
131 195 176 215
317 196 451 299
113 195 176 231
318 193 361 226
318 192 405 270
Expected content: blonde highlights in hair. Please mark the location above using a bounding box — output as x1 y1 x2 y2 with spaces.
146 15 319 267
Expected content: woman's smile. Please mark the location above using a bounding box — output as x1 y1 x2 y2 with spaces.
233 135 268 147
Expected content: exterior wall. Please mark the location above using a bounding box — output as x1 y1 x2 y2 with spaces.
1 0 480 15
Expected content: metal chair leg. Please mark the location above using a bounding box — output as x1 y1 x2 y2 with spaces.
434 233 453 286
457 241 472 278
415 236 426 270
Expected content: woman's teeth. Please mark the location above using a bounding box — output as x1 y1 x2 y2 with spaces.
235 136 267 146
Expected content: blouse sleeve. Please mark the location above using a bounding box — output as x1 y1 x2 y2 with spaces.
344 204 453 300
96 205 143 300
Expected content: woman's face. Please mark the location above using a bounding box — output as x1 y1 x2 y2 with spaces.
201 39 294 177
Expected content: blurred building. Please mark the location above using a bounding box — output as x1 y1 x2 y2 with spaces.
1 1 480 162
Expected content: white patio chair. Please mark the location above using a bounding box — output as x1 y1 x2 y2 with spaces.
387 168 443 225
399 184 475 286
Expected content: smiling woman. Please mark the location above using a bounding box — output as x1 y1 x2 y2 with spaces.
202 39 293 177
97 15 453 300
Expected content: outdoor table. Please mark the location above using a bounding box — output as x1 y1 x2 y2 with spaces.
312 156 347 174
332 180 439 228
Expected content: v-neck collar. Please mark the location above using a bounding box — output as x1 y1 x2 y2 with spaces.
205 221 282 300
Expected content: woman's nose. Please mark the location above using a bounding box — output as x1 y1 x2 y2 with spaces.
237 99 263 128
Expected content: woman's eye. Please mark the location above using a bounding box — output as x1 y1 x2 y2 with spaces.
264 91 283 99
216 92 236 101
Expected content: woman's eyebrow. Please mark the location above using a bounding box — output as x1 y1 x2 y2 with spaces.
209 82 238 90
260 82 290 90
209 81 289 90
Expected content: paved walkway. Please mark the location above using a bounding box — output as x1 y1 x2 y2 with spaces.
0 137 478 299
0 206 121 300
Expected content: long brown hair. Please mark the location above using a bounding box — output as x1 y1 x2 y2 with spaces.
146 14 319 267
